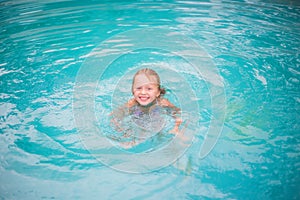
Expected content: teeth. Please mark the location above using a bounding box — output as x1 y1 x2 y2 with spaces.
140 97 148 101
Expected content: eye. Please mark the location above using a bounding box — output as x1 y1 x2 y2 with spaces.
147 87 153 91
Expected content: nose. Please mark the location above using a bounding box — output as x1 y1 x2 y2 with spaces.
141 88 147 94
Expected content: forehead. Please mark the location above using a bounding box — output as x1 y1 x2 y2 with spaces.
133 74 158 88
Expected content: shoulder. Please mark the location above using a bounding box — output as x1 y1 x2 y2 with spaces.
126 98 137 108
158 98 181 113
158 98 174 107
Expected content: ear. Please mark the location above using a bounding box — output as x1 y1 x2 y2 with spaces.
156 91 161 97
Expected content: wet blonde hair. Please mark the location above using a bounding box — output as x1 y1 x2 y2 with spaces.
132 68 166 96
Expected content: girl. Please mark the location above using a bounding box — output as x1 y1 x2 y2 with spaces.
110 68 183 147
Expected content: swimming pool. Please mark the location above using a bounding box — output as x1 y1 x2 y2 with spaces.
1 0 299 199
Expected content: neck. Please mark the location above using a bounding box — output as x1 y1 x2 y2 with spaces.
139 99 157 109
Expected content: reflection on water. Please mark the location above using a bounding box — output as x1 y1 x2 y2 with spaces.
1 0 299 199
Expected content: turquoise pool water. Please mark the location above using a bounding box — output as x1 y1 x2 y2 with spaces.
1 0 299 199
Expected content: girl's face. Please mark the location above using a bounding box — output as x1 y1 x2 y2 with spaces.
132 74 160 106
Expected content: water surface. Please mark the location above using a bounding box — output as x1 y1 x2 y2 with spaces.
0 0 299 199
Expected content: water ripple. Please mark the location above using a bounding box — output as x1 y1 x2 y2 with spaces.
1 0 299 199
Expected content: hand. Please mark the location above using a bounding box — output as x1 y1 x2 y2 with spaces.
169 126 180 134
169 120 190 143
118 140 136 149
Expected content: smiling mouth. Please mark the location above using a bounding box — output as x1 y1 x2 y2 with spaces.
139 96 149 101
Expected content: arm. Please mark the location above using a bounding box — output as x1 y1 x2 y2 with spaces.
158 98 182 133
110 98 137 132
